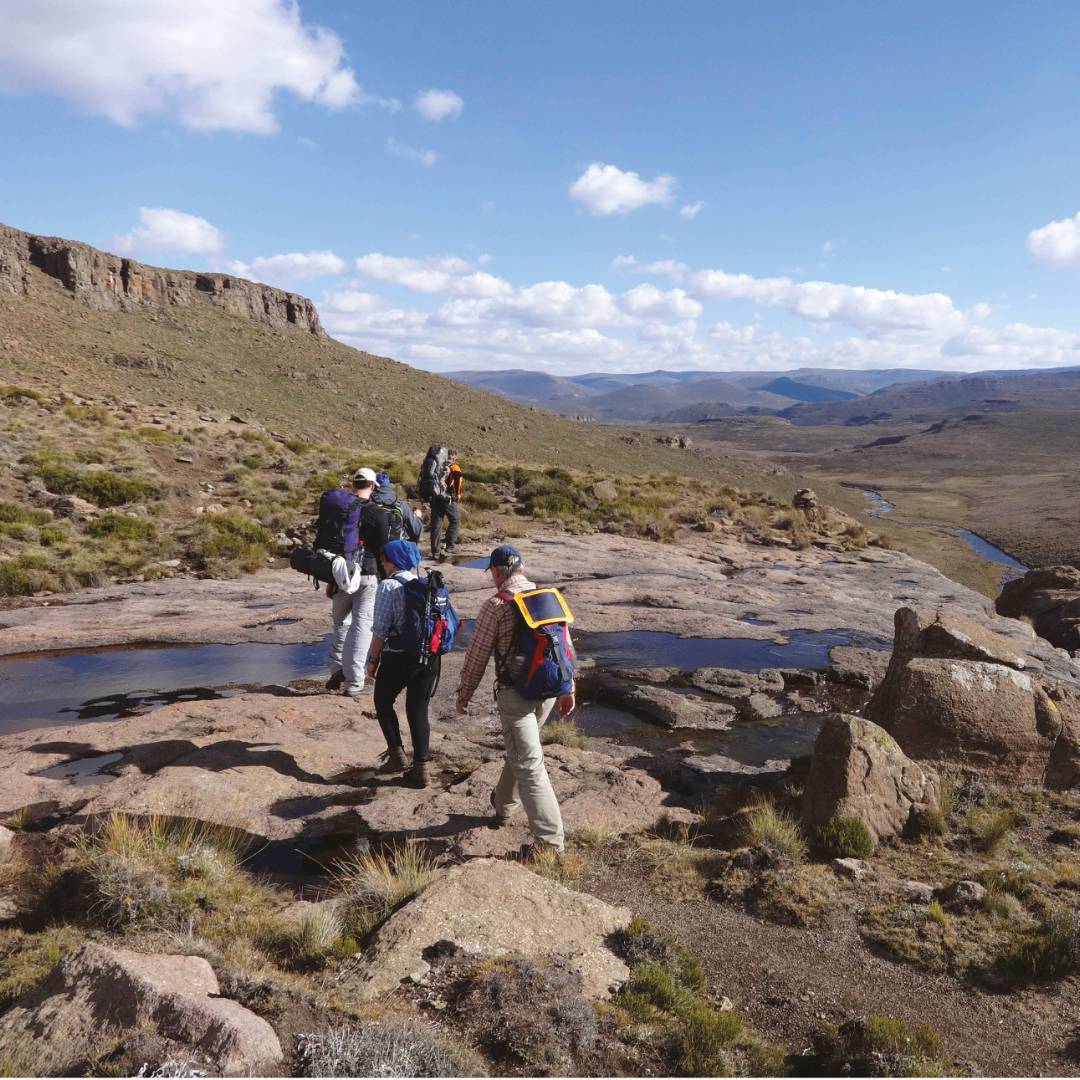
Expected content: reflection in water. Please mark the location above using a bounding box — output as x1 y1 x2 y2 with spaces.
954 529 1028 585
0 637 334 734
0 620 478 733
861 490 895 517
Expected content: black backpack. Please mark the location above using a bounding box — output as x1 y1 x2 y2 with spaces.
289 546 339 588
418 445 449 499
373 489 408 542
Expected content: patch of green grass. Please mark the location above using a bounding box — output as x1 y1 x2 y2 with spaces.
0 926 80 1011
812 1014 945 1077
1004 907 1080 982
462 488 499 511
29 454 152 508
679 1001 744 1077
186 512 272 575
743 798 806 861
87 513 158 541
62 403 111 424
0 501 52 526
814 815 875 859
332 843 438 938
128 425 179 445
0 384 44 402
540 719 587 748
969 808 1015 854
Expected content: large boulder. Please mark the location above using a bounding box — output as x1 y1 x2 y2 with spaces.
868 606 1080 787
352 859 631 1002
802 714 940 844
997 566 1080 654
0 943 282 1076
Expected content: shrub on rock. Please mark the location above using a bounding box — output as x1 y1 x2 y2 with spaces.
814 816 875 860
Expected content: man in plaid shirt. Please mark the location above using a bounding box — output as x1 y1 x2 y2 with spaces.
456 544 575 854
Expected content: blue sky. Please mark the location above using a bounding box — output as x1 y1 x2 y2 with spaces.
2 0 1080 375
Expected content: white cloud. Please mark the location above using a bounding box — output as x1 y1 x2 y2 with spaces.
413 88 463 121
690 268 971 333
641 259 688 282
0 0 369 134
679 200 705 220
229 249 344 287
323 290 386 315
611 254 637 270
354 253 512 299
386 136 438 167
821 239 834 255
569 163 676 215
1027 211 1080 268
113 207 223 257
619 284 702 320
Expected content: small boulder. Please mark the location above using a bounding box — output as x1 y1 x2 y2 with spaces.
0 943 282 1076
832 857 869 881
0 824 13 862
590 479 618 503
802 714 940 844
353 859 631 1001
900 880 935 904
937 880 987 909
997 566 1080 653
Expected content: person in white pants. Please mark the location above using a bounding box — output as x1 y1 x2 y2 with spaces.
325 467 388 696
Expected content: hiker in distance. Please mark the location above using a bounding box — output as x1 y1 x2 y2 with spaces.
418 445 463 561
373 471 424 543
365 539 458 789
318 467 389 696
455 544 576 855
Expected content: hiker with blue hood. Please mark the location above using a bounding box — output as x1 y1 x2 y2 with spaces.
372 472 423 545
365 539 459 788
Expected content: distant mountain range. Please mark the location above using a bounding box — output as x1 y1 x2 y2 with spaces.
443 364 1080 423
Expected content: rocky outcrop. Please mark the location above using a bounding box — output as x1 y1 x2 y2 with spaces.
997 566 1080 654
0 943 282 1076
353 859 631 1001
867 606 1080 787
802 714 940 844
0 223 322 335
592 674 737 730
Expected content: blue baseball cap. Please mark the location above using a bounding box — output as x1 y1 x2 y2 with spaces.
486 544 522 570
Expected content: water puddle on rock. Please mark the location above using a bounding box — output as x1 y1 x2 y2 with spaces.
575 628 888 673
0 637 335 734
574 702 824 790
34 751 123 786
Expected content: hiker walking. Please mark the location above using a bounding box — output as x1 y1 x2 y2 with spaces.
365 539 458 788
321 467 389 696
372 472 423 546
455 545 576 855
418 445 462 561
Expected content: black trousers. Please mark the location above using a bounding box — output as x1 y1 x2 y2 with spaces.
374 652 440 763
429 496 460 556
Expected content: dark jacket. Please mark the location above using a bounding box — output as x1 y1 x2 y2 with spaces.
372 484 423 541
358 499 390 576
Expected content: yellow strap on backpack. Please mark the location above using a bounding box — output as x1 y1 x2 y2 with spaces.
512 587 574 629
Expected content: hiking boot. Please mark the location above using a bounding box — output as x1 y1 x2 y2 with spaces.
519 839 564 861
377 745 409 773
408 760 431 788
325 669 345 691
489 789 510 828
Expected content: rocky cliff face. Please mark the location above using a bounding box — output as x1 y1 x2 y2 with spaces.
0 223 323 336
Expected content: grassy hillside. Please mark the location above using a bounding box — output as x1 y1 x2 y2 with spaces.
0 239 855 597
0 257 733 480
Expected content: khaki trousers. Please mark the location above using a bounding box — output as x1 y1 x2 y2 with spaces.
491 686 565 851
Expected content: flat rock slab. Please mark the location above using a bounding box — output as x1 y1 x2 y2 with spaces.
0 942 282 1076
0 692 692 851
352 859 632 1001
